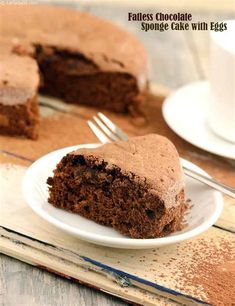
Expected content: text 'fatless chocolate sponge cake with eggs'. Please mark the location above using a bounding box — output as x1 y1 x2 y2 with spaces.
47 134 187 239
0 5 147 122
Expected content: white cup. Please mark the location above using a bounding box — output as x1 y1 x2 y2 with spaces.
208 20 235 143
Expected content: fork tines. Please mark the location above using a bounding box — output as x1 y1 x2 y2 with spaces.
88 112 129 144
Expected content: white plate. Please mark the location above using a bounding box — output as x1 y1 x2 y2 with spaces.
22 143 223 249
162 81 235 159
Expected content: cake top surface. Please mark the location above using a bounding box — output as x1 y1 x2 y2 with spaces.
0 44 39 105
72 134 184 204
0 5 148 90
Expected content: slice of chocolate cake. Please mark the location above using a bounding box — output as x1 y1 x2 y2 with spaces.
0 47 40 139
47 134 186 239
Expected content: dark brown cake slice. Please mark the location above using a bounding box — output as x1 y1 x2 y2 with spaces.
47 134 187 239
0 47 40 139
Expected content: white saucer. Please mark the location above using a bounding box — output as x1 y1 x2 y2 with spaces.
22 143 223 249
162 81 235 159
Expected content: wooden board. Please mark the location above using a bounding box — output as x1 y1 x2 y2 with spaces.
0 87 235 306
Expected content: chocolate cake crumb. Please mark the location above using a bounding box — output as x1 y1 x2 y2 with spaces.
35 45 140 113
47 134 187 238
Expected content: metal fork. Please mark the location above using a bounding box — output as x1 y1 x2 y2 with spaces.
87 112 235 199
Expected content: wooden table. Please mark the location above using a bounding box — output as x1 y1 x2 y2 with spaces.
0 3 234 306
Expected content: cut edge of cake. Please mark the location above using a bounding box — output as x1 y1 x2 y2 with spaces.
0 46 40 139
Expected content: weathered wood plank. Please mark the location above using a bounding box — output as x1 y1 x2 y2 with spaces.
216 196 235 233
0 233 178 306
0 253 128 306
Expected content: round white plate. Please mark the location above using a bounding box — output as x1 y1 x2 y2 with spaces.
162 81 235 159
22 143 223 249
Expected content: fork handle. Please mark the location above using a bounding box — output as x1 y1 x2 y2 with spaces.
183 166 235 198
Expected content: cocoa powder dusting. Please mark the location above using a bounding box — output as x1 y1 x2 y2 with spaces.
178 238 235 305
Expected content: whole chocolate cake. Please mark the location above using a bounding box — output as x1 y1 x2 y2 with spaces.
0 5 148 113
47 134 187 239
